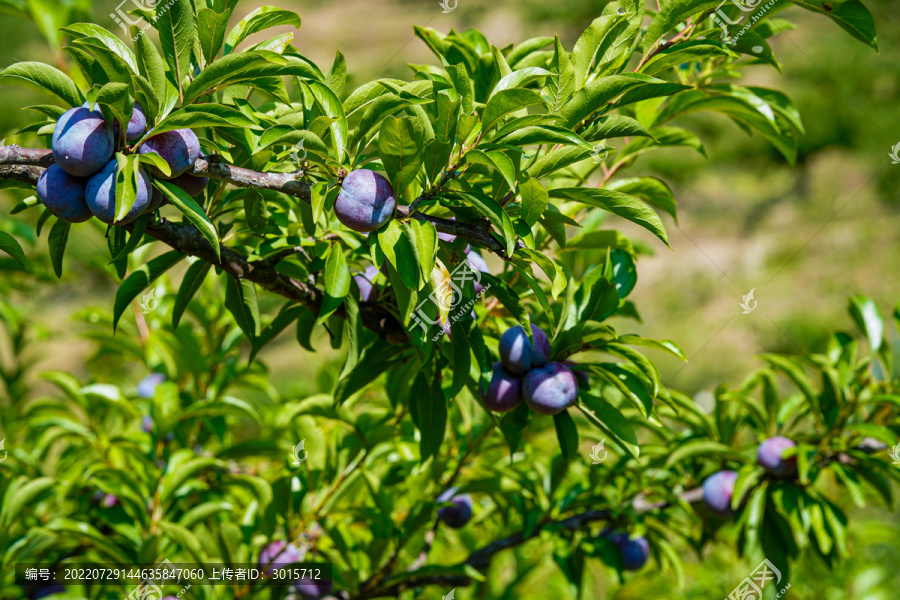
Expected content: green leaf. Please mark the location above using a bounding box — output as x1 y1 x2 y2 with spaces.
578 394 639 458
156 0 196 97
308 81 348 162
172 260 212 328
519 176 549 227
61 24 139 73
112 250 184 331
572 14 625 88
47 219 69 278
0 61 83 107
640 40 735 74
410 374 447 461
0 477 56 530
198 8 231 64
151 104 259 138
665 439 742 467
154 180 221 261
405 221 438 286
454 191 517 257
224 6 302 54
489 67 550 98
607 176 677 221
788 0 877 50
0 231 28 270
319 244 351 323
482 88 546 133
113 153 140 223
641 0 724 53
496 125 591 149
224 276 261 340
445 62 474 114
550 187 668 246
547 37 575 112
378 115 424 194
558 73 662 128
848 295 883 352
553 410 579 459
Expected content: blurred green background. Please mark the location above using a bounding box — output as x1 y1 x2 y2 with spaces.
1 0 899 597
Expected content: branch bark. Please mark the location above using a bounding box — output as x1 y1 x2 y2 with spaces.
352 487 705 599
0 146 512 257
0 144 517 342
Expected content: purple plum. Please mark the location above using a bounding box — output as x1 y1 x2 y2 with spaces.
523 362 578 415
36 164 92 223
484 362 523 412
294 579 333 598
169 171 209 197
85 160 152 224
141 415 153 433
563 360 590 386
259 540 304 575
438 216 457 243
354 265 380 301
100 494 118 508
146 187 165 214
437 488 473 529
52 106 114 177
602 530 649 570
138 373 166 398
703 470 741 517
529 325 551 366
32 584 66 599
757 436 797 477
499 325 533 375
334 169 396 232
138 128 200 178
126 103 147 143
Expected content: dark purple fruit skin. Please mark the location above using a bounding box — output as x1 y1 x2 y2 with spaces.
138 128 200 178
563 360 590 386
100 493 118 508
523 362 578 416
529 325 551 366
85 160 152 224
334 169 396 232
757 436 797 477
169 171 209 197
36 164 92 223
437 488 474 529
259 540 304 575
484 362 523 412
52 107 114 177
141 415 153 433
602 530 649 570
126 103 147 143
32 583 66 599
619 535 649 570
294 579 333 598
354 265 380 301
499 325 533 375
146 188 165 213
703 470 739 516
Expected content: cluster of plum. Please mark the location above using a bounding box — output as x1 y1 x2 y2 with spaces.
485 324 583 415
702 436 798 516
37 102 208 225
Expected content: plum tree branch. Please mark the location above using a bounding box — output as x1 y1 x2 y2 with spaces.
0 159 409 344
351 487 705 599
0 145 513 258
